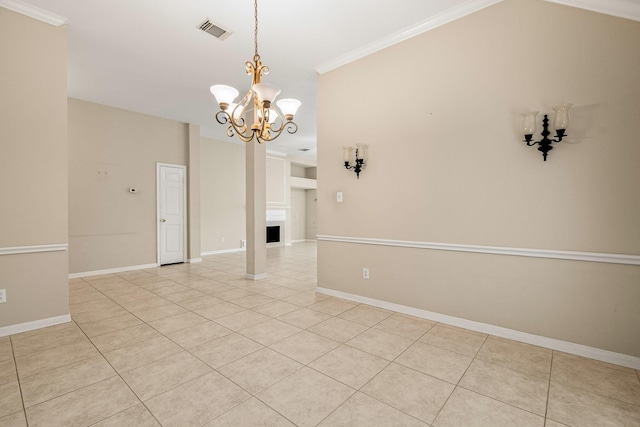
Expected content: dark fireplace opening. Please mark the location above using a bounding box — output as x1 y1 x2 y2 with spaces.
266 226 280 243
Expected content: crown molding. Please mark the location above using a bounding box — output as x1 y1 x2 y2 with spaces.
0 0 67 26
546 0 640 22
315 0 503 74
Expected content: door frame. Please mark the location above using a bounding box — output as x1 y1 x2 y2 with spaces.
157 163 188 266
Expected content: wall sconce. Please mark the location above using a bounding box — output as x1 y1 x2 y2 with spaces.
343 144 367 179
521 103 572 161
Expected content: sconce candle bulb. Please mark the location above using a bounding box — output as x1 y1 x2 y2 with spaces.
343 145 367 179
521 103 571 161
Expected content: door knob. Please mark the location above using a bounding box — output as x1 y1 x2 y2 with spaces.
161 218 166 222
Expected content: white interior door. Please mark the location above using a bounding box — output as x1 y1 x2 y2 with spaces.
158 164 186 265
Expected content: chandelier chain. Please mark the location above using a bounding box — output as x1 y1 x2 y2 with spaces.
254 0 259 59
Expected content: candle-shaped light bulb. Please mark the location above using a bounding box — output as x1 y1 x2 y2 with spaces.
521 111 538 136
552 103 572 131
356 144 367 162
343 146 353 163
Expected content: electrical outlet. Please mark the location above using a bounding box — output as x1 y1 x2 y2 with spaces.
241 240 246 248
362 268 369 279
220 236 225 242
0 289 6 304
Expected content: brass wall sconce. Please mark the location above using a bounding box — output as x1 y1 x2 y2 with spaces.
343 145 367 179
521 103 572 161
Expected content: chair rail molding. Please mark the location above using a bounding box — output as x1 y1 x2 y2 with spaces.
0 243 68 256
316 235 640 266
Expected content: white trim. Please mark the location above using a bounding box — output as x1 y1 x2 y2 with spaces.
315 0 503 74
0 0 68 26
245 273 268 280
545 0 640 22
0 314 71 338
317 235 640 266
188 258 202 264
0 244 68 256
202 248 246 256
317 287 640 369
68 263 158 279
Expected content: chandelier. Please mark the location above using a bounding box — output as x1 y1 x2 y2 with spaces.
210 0 301 144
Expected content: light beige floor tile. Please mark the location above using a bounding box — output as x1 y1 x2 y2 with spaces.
147 312 208 334
11 325 87 357
128 303 188 323
0 409 26 427
361 363 454 424
190 333 263 368
346 328 414 361
432 387 544 427
25 376 139 427
308 317 368 343
0 381 22 418
0 359 17 385
551 351 640 405
15 340 99 378
310 345 389 389
20 355 116 407
239 319 302 346
140 281 187 294
257 367 355 427
177 295 225 311
103 336 182 373
420 324 487 357
218 348 302 394
252 300 300 318
260 286 303 300
476 336 552 379
69 298 121 315
459 358 549 415
308 298 357 316
204 397 295 426
547 381 640 427
0 339 12 363
373 313 435 340
10 322 75 342
161 289 206 303
210 288 255 301
230 294 275 309
338 305 392 327
90 324 161 353
165 321 232 349
121 351 212 401
191 301 246 320
215 310 271 331
269 330 340 365
72 305 130 325
544 420 569 427
396 341 473 384
118 295 172 312
145 371 250 427
276 307 332 329
319 392 427 426
283 290 328 307
92 403 160 426
77 313 143 338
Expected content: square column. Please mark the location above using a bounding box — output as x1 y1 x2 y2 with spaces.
245 139 267 279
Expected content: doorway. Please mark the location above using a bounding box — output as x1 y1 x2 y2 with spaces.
157 163 187 265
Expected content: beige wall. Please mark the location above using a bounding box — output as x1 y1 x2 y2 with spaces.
317 0 640 356
68 99 188 273
305 189 318 240
200 138 246 252
0 8 69 328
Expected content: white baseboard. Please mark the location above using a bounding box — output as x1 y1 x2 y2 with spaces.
69 263 158 279
0 314 71 338
317 287 640 370
245 273 268 280
188 258 202 263
202 248 246 256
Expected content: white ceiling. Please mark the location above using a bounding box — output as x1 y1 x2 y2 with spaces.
5 0 640 159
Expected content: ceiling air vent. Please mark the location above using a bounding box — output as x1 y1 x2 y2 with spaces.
198 19 232 41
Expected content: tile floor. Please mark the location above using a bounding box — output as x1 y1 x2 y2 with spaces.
1 242 639 426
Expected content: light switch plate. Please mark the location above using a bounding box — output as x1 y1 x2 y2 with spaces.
0 289 6 304
337 192 343 203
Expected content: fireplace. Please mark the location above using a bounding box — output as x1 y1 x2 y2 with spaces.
266 226 280 243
